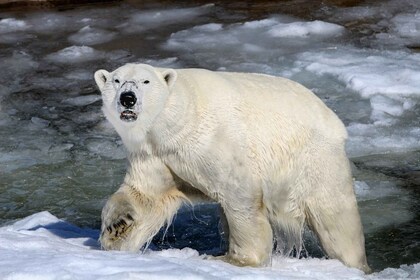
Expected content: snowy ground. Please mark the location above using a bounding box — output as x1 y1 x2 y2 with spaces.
0 0 419 278
0 211 419 280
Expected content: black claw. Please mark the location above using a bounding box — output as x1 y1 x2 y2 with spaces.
107 226 112 233
126 214 134 221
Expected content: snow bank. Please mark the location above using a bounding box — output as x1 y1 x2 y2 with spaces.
0 212 418 280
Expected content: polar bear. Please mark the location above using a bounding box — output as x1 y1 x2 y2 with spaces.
94 63 370 273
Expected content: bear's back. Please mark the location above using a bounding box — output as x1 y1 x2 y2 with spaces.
175 68 347 142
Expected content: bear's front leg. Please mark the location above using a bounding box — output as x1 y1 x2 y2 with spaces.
100 155 187 252
100 189 138 251
100 184 187 252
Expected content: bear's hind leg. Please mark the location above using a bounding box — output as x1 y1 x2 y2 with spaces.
305 151 371 273
306 196 370 273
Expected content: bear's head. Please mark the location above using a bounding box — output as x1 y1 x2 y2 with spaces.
94 63 177 128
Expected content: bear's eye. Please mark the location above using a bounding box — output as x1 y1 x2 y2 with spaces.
143 80 150 84
114 79 120 84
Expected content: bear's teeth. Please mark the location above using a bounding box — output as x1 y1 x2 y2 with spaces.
120 110 137 122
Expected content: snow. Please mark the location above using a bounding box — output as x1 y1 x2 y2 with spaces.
0 212 418 280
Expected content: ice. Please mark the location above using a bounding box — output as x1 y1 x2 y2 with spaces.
391 12 420 39
166 17 344 63
326 0 420 49
0 212 417 280
0 32 35 44
64 70 93 81
68 26 117 45
62 95 101 107
45 46 104 64
295 48 420 155
25 12 76 34
373 11 420 48
369 95 415 125
85 138 126 160
354 180 414 233
354 181 403 201
346 123 420 157
267 20 344 38
120 5 213 34
0 51 39 95
30 117 50 128
297 48 420 98
136 57 182 68
374 264 420 279
326 6 378 22
0 18 29 33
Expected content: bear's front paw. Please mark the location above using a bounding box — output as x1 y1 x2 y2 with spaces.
100 193 137 250
104 213 134 239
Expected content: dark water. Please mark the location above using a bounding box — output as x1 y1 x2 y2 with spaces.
0 0 418 272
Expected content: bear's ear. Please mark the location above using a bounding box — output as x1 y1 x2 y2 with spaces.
162 69 177 89
94 69 110 91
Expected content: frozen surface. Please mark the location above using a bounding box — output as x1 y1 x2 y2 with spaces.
0 211 419 280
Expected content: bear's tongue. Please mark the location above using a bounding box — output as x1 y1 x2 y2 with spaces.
120 110 137 122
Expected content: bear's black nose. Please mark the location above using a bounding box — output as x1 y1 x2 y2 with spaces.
120 91 137 108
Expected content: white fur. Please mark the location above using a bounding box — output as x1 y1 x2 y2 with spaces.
95 63 370 273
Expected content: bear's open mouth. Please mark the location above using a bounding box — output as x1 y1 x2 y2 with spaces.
120 110 137 122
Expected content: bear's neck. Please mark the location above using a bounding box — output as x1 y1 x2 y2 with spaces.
149 81 198 153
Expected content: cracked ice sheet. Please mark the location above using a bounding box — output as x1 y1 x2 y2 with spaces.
294 48 420 157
